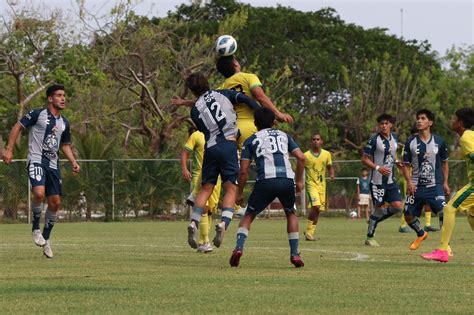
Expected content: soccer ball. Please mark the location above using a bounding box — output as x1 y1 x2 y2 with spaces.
215 35 237 56
349 211 358 219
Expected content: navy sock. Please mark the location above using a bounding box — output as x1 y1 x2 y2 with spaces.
190 206 204 228
367 215 379 238
235 227 248 251
288 232 299 257
221 208 234 229
31 204 42 231
408 218 425 237
42 210 57 240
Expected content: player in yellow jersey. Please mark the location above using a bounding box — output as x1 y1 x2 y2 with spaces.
422 108 474 264
180 127 222 253
304 133 335 241
216 56 293 150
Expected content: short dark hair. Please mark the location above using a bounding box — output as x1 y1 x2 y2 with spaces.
216 56 236 78
46 84 65 98
254 107 275 130
455 107 474 129
185 73 210 96
361 167 368 172
312 133 322 139
376 113 395 124
416 108 435 121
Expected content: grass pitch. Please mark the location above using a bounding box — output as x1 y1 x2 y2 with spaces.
1 217 473 314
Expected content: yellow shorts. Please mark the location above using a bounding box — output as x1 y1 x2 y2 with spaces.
306 185 327 211
237 118 257 151
191 173 222 214
448 184 474 215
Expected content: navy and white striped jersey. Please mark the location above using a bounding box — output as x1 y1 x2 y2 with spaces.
19 108 71 170
363 132 398 186
191 89 241 149
403 134 448 187
241 128 299 181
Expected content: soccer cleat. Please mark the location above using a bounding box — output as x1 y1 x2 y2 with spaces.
304 232 316 241
447 245 454 257
424 225 440 232
364 238 380 247
409 231 428 250
420 249 448 263
187 222 199 249
290 255 304 268
213 222 226 248
32 229 46 247
398 226 411 233
43 240 53 259
229 249 243 267
197 243 213 253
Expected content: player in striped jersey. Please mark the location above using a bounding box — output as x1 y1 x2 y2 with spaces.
230 107 305 268
361 114 403 246
176 73 259 249
3 84 80 258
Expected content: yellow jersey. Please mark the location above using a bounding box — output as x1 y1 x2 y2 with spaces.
184 131 205 179
460 129 474 185
304 149 332 187
219 72 262 120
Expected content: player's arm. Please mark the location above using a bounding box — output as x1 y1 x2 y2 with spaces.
251 86 293 123
180 149 193 183
356 179 360 196
2 122 23 164
170 96 196 107
235 93 259 110
236 159 250 205
291 148 305 193
401 163 416 196
361 154 391 176
442 160 450 196
61 144 80 174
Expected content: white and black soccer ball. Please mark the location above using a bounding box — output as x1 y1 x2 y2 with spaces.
349 211 358 219
215 35 237 56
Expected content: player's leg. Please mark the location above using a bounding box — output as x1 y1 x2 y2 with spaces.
198 178 221 253
28 163 47 247
305 186 321 241
405 191 428 250
424 204 439 231
188 183 213 249
357 204 361 219
41 167 62 258
365 184 388 246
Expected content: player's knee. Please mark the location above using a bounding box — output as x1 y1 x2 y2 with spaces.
33 191 45 202
467 213 474 231
387 206 402 215
373 207 384 217
48 198 61 210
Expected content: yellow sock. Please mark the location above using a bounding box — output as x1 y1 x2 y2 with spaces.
439 205 456 250
425 211 432 226
467 212 474 231
208 213 213 234
305 220 315 236
199 213 209 244
400 214 408 228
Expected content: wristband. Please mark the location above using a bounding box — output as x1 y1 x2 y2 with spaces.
375 165 380 171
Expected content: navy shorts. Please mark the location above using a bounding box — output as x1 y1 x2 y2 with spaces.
28 162 62 196
370 183 402 207
404 185 445 217
246 178 296 215
201 140 239 185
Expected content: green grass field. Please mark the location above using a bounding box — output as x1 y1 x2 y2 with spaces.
1 217 473 314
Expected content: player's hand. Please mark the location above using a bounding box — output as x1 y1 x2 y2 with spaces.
275 111 294 124
295 180 304 193
171 96 194 107
443 183 451 197
2 149 13 164
406 182 416 196
236 194 244 206
377 166 391 177
330 174 335 182
395 160 404 171
182 169 192 183
72 162 80 175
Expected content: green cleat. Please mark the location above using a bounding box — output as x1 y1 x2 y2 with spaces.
365 238 380 247
398 226 411 233
424 225 440 232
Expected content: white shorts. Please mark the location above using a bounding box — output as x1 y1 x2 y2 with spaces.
359 194 370 206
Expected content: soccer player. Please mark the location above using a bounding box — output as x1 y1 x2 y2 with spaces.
175 72 258 249
180 127 222 253
216 55 293 150
2 84 80 258
356 168 371 221
421 107 474 263
402 109 450 250
362 114 403 247
230 107 305 268
303 133 335 241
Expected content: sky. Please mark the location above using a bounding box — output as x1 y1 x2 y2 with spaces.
1 0 472 55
